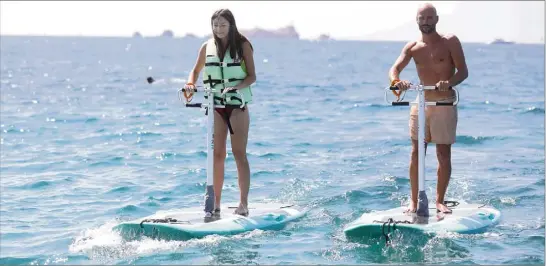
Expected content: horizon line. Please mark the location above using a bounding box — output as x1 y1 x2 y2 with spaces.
1 33 545 45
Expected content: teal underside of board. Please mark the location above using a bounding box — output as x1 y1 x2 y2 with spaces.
343 203 501 240
113 203 306 241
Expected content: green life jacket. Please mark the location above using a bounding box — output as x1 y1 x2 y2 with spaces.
202 38 252 107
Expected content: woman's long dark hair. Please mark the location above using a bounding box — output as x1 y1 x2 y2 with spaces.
211 9 253 61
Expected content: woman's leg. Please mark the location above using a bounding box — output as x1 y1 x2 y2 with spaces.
228 107 251 214
213 110 229 211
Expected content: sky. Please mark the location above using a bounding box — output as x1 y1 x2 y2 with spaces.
0 1 544 43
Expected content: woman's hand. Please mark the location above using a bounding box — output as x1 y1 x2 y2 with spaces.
221 86 238 96
183 83 196 102
184 83 196 92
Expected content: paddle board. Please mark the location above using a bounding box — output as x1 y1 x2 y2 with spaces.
343 201 501 240
359 86 502 243
114 202 306 241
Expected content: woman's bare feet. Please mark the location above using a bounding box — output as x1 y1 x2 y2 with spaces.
405 200 417 213
436 202 453 213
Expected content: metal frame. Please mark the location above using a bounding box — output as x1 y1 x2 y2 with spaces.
384 84 459 217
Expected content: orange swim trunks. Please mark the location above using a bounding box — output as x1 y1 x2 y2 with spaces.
409 97 458 145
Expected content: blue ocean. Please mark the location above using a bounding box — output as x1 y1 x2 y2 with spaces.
1 36 544 265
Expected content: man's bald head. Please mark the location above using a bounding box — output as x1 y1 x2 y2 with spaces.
416 3 439 34
417 3 437 16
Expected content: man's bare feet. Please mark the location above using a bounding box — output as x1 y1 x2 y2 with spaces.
405 200 417 213
234 203 249 216
436 202 453 213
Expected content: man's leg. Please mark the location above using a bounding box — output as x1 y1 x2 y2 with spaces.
436 144 452 213
407 112 430 213
408 140 418 212
429 106 458 213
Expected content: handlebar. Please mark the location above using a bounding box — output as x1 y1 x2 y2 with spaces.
384 84 459 106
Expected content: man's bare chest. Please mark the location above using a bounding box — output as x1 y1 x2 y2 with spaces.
412 44 452 66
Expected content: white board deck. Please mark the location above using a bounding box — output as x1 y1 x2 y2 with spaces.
343 202 501 239
114 202 306 241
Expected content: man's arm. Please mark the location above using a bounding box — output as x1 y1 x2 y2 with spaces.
389 41 416 83
447 35 468 87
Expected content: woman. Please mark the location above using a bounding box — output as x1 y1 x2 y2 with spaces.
184 9 256 216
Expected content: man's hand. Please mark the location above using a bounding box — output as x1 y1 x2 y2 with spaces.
436 80 451 91
394 80 412 91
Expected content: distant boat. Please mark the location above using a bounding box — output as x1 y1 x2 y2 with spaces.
317 34 332 41
160 30 174 38
489 38 514 45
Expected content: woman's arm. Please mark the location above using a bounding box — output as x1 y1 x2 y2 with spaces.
233 41 256 90
186 42 208 85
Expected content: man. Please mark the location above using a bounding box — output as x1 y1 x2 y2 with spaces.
388 3 469 214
